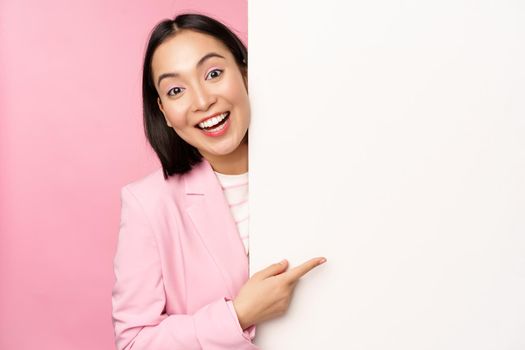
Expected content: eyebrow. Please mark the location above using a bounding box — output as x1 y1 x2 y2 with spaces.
156 52 225 87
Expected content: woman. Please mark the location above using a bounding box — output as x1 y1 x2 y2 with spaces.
111 13 326 350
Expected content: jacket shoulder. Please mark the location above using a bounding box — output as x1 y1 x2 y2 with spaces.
121 168 184 206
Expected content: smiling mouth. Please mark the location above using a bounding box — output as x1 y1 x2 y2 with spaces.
196 111 230 130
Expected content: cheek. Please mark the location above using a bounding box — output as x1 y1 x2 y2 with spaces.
226 78 246 102
225 77 250 117
163 104 189 129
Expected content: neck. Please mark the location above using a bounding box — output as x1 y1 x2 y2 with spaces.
202 141 248 175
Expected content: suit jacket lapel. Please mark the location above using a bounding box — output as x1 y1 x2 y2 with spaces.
183 159 249 298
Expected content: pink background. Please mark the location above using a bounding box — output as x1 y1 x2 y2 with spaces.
0 1 247 349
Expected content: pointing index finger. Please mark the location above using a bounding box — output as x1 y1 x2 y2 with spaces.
283 257 326 283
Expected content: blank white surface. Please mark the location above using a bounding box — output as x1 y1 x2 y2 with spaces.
248 1 525 349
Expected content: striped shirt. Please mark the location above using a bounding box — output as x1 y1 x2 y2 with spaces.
213 171 249 256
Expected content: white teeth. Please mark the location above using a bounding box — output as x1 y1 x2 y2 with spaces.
205 119 228 133
198 112 228 129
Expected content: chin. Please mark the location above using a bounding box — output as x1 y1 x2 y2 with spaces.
206 142 243 157
209 148 237 157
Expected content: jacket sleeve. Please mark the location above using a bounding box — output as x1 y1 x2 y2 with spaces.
111 186 259 350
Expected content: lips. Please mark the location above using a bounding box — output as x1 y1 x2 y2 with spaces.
196 111 230 130
195 111 230 128
198 112 231 137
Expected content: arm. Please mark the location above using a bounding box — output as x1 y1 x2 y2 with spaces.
111 186 259 350
226 300 256 339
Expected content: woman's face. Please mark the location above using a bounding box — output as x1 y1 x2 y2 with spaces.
152 29 250 162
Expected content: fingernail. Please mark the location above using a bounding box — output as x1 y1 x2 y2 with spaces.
319 258 327 264
279 259 287 265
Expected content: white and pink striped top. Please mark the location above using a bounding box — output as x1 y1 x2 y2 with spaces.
214 171 249 256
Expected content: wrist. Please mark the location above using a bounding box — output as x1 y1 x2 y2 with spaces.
232 299 252 330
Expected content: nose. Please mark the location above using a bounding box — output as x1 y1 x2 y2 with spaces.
192 83 216 112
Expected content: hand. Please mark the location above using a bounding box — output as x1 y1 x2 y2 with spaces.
232 257 327 329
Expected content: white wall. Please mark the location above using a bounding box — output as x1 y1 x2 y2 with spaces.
248 1 525 349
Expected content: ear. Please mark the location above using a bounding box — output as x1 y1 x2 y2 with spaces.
157 97 172 127
242 68 248 93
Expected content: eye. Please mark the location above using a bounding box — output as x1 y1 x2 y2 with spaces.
167 87 184 97
206 69 223 80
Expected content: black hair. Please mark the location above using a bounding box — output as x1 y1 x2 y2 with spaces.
142 13 248 178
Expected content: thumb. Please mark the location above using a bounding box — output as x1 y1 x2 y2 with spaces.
255 259 289 280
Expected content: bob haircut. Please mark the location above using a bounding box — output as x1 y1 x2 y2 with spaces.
142 13 248 178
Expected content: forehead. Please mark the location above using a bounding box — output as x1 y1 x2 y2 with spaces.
152 30 232 77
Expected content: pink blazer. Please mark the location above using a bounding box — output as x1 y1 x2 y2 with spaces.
111 159 259 350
